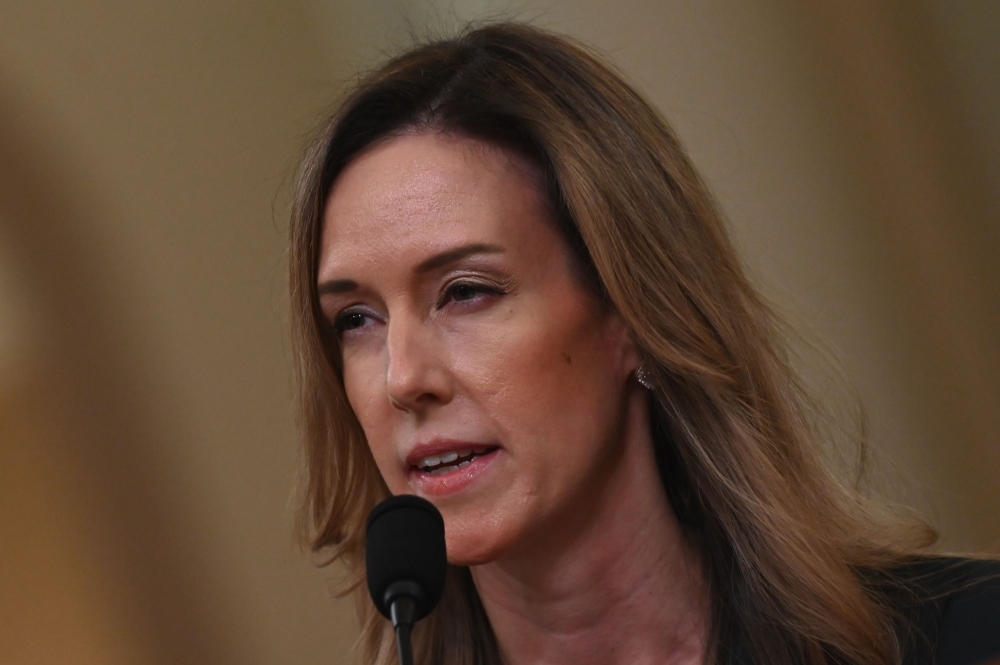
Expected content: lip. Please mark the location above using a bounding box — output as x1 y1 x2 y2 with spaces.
406 439 501 497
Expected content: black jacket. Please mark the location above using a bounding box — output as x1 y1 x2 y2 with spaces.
896 557 1000 665
729 557 1000 665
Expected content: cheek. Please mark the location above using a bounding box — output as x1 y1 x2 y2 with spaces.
342 349 379 426
441 305 628 563
464 302 625 477
341 350 405 489
524 348 620 466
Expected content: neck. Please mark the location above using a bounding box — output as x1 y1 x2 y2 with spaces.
470 388 709 665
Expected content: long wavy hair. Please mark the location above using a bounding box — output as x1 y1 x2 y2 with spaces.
289 22 934 665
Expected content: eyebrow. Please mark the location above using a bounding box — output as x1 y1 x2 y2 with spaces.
317 278 359 295
317 243 504 295
414 242 504 273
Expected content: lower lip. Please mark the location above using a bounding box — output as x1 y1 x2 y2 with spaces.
410 448 501 497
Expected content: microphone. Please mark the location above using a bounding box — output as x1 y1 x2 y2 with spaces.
366 495 447 665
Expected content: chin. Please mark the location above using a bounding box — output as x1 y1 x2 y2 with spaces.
443 521 511 567
445 534 503 567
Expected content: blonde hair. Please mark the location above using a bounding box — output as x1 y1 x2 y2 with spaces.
289 22 933 665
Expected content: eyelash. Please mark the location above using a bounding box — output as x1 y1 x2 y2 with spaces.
332 310 372 335
331 280 505 337
437 279 504 308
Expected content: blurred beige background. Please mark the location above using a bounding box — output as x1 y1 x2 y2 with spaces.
0 1 997 664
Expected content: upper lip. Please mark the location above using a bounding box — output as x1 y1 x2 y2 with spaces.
405 439 497 468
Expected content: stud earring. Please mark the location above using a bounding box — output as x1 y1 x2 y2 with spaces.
635 364 654 390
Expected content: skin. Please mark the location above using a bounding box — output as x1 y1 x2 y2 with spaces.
318 131 708 665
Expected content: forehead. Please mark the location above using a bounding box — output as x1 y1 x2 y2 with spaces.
319 132 547 274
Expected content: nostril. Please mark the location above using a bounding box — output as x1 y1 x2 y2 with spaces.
384 323 454 412
388 389 445 413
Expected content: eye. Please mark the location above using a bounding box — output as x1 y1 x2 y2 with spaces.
332 309 374 336
440 280 503 307
451 283 485 301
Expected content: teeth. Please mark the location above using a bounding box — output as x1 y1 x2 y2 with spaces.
417 447 490 472
419 455 442 469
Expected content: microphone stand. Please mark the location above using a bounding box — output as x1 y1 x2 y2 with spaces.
387 584 420 665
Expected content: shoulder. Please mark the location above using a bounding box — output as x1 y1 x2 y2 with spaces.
887 556 1000 665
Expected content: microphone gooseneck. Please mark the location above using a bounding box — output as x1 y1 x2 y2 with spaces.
365 495 448 665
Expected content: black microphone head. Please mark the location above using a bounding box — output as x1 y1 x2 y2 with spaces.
365 494 447 622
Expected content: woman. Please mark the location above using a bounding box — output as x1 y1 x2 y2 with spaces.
289 22 1000 665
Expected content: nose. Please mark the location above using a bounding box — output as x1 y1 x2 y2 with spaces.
384 311 453 413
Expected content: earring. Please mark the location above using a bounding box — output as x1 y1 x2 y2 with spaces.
635 363 654 390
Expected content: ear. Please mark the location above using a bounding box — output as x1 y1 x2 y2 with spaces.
603 310 641 382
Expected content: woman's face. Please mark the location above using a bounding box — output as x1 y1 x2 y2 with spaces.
318 131 639 565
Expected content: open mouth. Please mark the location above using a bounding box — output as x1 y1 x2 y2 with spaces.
415 446 499 476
